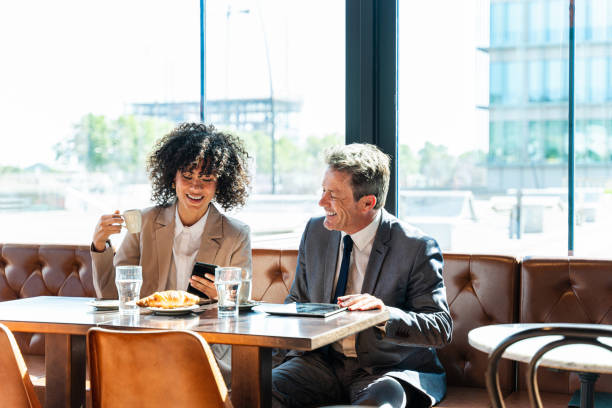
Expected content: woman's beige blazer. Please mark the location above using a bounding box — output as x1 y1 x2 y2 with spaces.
91 202 251 299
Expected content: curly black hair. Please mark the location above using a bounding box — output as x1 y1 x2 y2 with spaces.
146 122 250 211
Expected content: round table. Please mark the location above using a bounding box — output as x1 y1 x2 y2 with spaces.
468 323 612 408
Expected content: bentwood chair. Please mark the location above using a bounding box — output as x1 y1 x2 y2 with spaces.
87 328 233 408
486 324 612 408
0 323 42 408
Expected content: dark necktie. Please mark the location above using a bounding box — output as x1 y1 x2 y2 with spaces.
333 235 354 302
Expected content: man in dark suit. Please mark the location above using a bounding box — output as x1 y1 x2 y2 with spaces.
272 144 452 408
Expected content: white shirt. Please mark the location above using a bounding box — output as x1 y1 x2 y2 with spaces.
332 210 382 357
169 206 209 291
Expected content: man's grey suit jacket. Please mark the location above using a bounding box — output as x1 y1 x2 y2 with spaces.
286 209 453 405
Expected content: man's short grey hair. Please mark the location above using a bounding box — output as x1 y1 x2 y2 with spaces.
325 143 390 210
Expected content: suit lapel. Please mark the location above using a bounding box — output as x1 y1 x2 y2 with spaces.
323 231 341 303
195 204 222 264
361 210 391 295
154 204 176 291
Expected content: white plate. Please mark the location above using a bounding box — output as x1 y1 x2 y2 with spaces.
87 299 119 311
146 305 200 315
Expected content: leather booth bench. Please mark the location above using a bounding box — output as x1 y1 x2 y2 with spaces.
1 243 611 407
437 255 612 408
0 243 300 406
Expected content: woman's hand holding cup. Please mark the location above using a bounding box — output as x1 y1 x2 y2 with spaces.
92 210 123 252
92 209 142 252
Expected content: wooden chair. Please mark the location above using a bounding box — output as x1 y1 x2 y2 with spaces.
87 328 233 408
0 323 41 408
486 324 612 408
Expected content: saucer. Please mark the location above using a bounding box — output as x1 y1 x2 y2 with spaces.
238 300 260 311
87 299 119 311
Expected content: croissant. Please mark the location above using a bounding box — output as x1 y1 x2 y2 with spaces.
136 290 200 309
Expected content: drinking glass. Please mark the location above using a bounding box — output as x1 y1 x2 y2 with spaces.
238 268 252 305
215 267 242 318
115 265 143 314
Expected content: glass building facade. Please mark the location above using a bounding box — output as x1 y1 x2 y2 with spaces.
487 0 612 190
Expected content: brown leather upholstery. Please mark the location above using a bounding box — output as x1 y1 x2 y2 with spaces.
0 243 95 355
518 257 612 394
0 323 41 408
87 328 232 408
3 243 612 408
437 254 519 407
251 248 298 303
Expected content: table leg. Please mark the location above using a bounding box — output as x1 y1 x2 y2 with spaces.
578 372 599 408
232 345 272 408
45 334 86 408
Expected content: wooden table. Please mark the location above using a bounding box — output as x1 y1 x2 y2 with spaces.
469 323 612 408
0 296 389 408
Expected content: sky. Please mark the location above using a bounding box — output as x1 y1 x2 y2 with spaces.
0 0 486 168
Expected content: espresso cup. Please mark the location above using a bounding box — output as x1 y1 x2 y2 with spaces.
122 209 142 234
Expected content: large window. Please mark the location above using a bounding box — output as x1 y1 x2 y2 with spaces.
2 1 612 258
0 1 199 245
204 0 344 247
0 0 342 249
399 0 612 257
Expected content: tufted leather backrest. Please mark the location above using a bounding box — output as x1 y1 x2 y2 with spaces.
0 243 95 355
251 248 298 303
0 245 298 356
437 253 519 394
518 257 612 393
6 242 611 395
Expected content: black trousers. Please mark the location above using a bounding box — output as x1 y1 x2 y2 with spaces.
271 349 429 408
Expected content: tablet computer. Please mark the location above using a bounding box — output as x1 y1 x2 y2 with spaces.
252 302 347 318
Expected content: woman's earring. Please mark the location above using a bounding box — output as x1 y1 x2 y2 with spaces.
172 183 175 189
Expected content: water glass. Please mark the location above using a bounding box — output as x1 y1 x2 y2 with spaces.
215 267 242 318
115 265 143 314
238 268 252 305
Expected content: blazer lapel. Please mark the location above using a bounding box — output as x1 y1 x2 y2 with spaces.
155 204 175 291
196 204 222 264
323 231 341 303
361 210 391 295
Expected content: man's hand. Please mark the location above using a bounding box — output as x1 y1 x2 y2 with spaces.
338 293 386 311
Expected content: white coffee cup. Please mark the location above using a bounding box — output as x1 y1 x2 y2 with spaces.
122 209 142 234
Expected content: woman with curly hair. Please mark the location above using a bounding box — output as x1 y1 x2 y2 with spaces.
90 122 251 300
90 123 251 384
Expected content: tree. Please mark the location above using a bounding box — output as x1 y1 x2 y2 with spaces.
54 114 173 175
455 150 486 187
418 142 456 187
237 130 342 194
398 144 420 189
54 114 112 171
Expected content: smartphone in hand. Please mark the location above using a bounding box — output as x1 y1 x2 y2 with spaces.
187 262 218 298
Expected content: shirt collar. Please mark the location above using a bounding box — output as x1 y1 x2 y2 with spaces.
343 210 381 251
174 206 209 238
